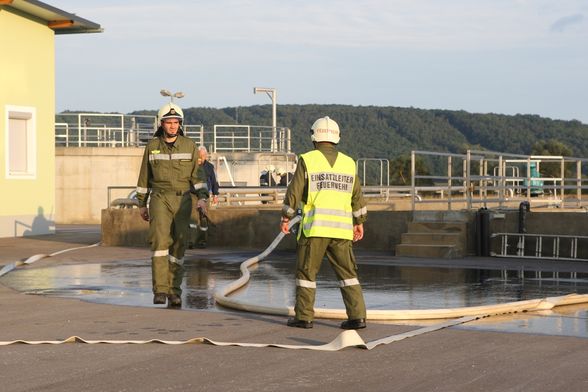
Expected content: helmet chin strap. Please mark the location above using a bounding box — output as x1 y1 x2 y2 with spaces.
163 129 179 141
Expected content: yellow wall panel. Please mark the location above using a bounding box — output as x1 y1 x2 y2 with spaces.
0 8 55 235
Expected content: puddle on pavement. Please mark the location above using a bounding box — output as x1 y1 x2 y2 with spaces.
2 256 588 338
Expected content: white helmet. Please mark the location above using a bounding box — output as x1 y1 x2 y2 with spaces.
310 116 340 144
158 103 184 122
275 167 285 175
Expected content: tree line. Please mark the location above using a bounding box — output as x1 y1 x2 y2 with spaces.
61 104 586 184
131 104 587 183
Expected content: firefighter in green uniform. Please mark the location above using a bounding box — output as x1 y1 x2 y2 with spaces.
136 103 209 308
280 116 368 329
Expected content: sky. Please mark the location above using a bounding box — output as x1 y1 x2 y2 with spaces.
49 0 588 123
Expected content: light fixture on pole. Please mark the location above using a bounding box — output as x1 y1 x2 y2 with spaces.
253 87 277 152
160 89 185 103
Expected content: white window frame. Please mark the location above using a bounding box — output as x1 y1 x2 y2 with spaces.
5 105 37 179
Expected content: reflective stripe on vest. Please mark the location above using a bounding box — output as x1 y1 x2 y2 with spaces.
300 150 355 240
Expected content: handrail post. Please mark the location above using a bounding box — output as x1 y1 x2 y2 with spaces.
466 150 471 209
447 155 452 211
411 150 416 211
498 154 504 208
560 157 565 207
577 160 582 208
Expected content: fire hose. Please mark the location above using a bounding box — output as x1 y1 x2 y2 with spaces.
2 219 588 350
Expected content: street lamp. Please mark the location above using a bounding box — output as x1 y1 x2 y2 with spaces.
160 89 185 103
253 87 277 152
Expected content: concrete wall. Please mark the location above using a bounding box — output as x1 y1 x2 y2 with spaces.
102 207 588 257
102 206 410 251
56 148 297 224
0 8 55 237
56 147 144 224
489 211 588 236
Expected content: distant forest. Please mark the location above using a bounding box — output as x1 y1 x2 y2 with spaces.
131 104 587 158
129 104 588 183
56 105 588 184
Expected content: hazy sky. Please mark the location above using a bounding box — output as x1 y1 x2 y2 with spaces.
50 0 588 123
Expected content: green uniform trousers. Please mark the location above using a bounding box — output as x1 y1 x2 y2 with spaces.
148 190 192 296
294 234 367 321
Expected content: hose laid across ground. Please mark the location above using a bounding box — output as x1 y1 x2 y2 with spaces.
213 216 588 320
2 225 588 350
0 223 479 350
0 316 479 350
0 242 101 278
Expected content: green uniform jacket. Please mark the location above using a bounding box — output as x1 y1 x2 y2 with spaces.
282 143 367 225
136 135 209 206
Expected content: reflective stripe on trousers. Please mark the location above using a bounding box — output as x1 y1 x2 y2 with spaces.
296 279 317 289
339 278 360 287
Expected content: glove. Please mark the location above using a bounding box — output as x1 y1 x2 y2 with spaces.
197 198 208 212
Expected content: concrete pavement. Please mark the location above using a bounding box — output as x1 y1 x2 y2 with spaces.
1 227 587 392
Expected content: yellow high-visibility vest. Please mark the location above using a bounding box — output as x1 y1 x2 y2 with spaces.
300 150 355 240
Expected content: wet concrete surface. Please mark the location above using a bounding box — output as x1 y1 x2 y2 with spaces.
2 226 588 391
2 247 588 339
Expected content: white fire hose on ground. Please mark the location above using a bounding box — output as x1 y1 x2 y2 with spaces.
0 242 101 278
213 216 588 320
2 219 588 350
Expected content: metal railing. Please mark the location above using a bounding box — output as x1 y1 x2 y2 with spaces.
55 113 157 147
357 158 390 187
411 150 468 210
55 113 291 153
411 149 588 210
491 233 588 261
212 124 291 153
107 185 288 208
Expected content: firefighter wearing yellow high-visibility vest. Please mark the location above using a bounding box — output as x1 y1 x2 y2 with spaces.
281 116 368 330
136 103 209 308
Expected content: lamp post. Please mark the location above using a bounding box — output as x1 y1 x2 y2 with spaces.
160 89 185 103
253 87 277 152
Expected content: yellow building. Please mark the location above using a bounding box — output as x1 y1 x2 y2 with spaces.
0 0 101 237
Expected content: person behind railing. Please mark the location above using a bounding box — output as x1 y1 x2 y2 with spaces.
280 116 368 330
275 167 292 186
194 145 220 248
259 165 279 187
136 103 209 308
259 165 279 204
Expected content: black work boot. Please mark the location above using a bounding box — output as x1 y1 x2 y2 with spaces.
153 293 167 305
168 294 182 308
287 317 313 329
340 318 366 330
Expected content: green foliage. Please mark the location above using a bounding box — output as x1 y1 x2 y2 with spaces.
531 139 573 157
531 139 575 179
124 104 588 180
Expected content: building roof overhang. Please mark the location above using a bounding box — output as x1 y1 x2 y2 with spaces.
0 0 102 34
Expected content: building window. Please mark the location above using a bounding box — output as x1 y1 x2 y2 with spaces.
5 106 36 179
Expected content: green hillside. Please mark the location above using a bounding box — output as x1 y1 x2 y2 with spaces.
133 104 586 157
131 104 588 183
